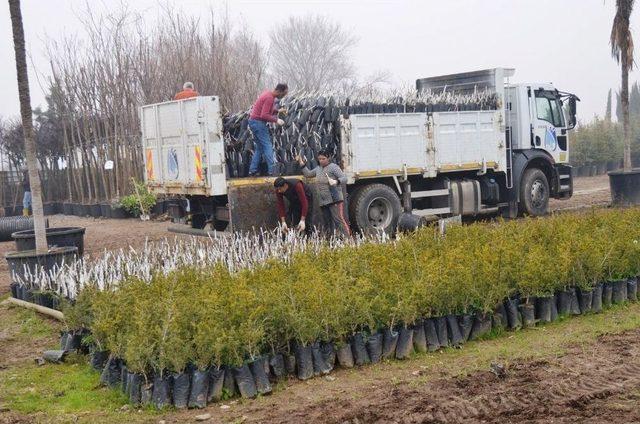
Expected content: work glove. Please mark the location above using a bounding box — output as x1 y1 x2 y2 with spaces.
296 220 306 233
276 118 285 126
326 173 338 186
296 154 306 166
280 221 288 232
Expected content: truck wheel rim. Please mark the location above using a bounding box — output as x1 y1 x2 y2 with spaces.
531 180 546 208
367 198 392 228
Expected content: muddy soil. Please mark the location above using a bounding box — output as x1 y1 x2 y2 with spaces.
550 174 610 211
201 329 640 424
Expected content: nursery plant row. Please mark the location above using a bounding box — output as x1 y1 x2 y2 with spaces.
61 208 640 409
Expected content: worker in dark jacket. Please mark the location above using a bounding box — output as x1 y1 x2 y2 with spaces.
274 177 313 236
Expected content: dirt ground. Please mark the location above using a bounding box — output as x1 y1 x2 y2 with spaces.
203 329 640 424
0 175 612 295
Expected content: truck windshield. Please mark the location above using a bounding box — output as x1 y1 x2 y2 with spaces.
535 90 565 128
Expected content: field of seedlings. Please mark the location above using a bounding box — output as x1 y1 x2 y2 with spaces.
7 206 636 410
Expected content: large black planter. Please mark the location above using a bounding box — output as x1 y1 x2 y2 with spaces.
609 169 640 206
72 203 84 217
12 227 86 256
5 246 78 284
90 204 102 218
100 204 111 218
110 205 130 219
62 202 74 216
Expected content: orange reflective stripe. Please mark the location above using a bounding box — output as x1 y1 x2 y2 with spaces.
145 149 154 180
194 146 203 182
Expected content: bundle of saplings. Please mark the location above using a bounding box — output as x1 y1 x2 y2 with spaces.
66 208 640 409
222 89 499 177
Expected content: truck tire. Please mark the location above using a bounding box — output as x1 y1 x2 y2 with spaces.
349 183 402 234
211 219 229 232
519 168 549 216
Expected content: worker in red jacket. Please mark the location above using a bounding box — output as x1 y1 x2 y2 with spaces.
174 82 198 100
274 177 313 236
248 83 288 176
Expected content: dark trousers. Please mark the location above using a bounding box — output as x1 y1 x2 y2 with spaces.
287 201 314 237
320 201 351 237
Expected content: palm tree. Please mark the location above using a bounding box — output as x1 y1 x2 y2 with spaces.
8 0 47 253
611 0 635 171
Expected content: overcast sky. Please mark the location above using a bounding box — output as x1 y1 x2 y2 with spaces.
1 0 639 122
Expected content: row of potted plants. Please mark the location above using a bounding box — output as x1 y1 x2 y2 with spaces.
58 207 640 408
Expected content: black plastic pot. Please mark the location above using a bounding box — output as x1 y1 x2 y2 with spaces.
172 372 191 408
72 203 84 216
608 169 640 206
100 203 111 218
577 288 593 314
350 332 370 366
10 282 19 298
268 354 286 379
603 282 613 308
43 203 58 216
62 202 74 215
535 296 553 323
90 350 110 371
395 325 414 360
90 204 102 218
152 375 172 409
222 367 238 398
366 332 383 363
189 369 210 408
12 227 86 256
249 357 272 395
412 320 428 353
321 341 336 372
381 328 399 359
591 284 603 313
469 312 493 339
435 317 449 347
99 356 121 388
110 205 130 219
457 314 474 341
233 364 258 398
5 246 78 284
336 342 354 368
447 314 464 345
207 367 225 403
518 303 536 328
127 372 143 406
503 298 522 330
424 318 440 351
612 279 628 304
294 343 314 380
627 278 638 302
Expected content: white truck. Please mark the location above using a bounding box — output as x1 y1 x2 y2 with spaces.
141 68 578 234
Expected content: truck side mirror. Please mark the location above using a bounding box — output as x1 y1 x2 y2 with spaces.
567 97 577 129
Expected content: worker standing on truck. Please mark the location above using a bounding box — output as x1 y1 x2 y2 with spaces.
248 83 288 177
274 177 313 236
174 82 198 100
297 149 351 237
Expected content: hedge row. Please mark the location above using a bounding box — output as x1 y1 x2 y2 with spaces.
65 208 640 407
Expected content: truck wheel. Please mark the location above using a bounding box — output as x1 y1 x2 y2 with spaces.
350 183 402 234
519 168 549 216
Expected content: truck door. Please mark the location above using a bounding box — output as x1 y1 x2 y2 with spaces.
531 89 568 163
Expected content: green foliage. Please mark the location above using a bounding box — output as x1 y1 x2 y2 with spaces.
119 179 156 217
81 208 640 375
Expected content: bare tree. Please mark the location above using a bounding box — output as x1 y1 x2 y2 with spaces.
611 0 635 171
269 15 357 92
8 0 47 253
